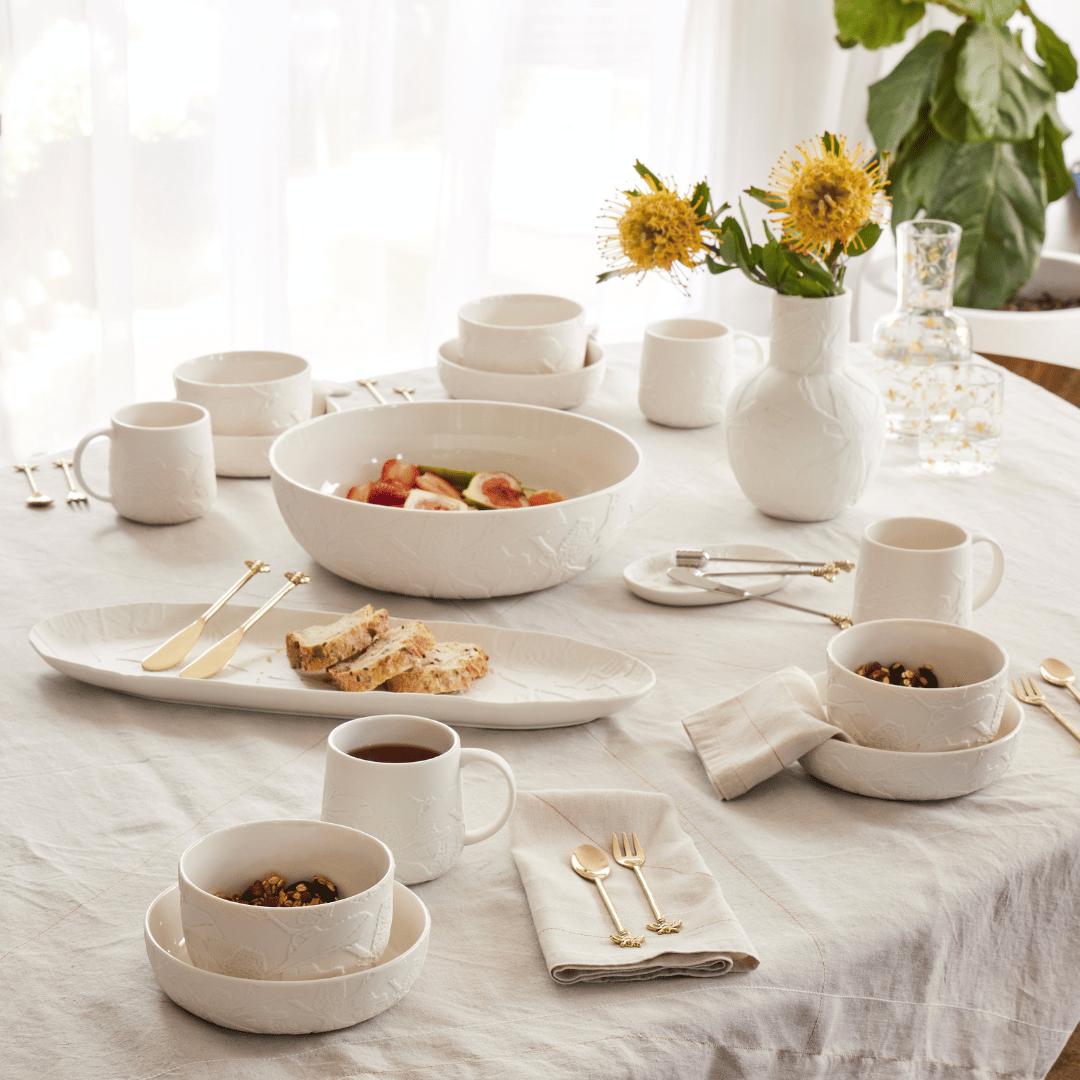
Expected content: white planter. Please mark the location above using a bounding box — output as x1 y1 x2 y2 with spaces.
725 291 886 522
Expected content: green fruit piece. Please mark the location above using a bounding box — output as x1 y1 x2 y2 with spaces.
462 471 528 509
416 465 475 491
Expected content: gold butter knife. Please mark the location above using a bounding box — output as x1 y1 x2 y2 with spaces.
142 560 271 671
179 571 310 679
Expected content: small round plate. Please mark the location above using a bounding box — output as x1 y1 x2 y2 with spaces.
801 672 1023 801
622 543 790 607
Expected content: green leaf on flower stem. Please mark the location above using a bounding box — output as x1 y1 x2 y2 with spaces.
947 0 1019 20
1038 105 1073 202
704 254 738 276
833 0 925 50
822 131 842 155
746 185 785 211
632 161 664 192
844 221 882 256
868 30 951 153
690 181 711 217
762 239 835 297
955 21 1054 142
1025 2 1078 91
930 23 989 143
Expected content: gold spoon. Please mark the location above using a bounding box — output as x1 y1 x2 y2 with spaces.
1039 658 1080 707
570 844 643 948
15 463 53 508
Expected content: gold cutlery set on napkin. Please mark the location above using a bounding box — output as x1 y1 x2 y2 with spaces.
1013 663 1080 744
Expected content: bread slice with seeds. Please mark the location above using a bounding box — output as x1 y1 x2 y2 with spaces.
383 642 489 694
286 605 390 672
328 621 436 692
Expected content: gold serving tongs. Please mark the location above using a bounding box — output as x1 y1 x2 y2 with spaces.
179 571 309 679
141 561 271 670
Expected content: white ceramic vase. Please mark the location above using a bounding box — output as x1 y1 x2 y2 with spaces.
725 291 885 522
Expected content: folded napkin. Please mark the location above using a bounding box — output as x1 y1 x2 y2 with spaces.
510 788 759 984
683 666 852 800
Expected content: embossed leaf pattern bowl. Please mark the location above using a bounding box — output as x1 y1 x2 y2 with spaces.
146 881 430 1034
269 401 642 598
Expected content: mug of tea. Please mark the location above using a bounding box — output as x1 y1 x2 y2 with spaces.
72 401 216 525
852 517 1005 626
322 715 517 885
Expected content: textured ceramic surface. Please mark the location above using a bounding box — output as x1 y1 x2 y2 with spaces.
803 673 1023 800
146 880 429 1034
174 350 312 436
852 517 1005 626
457 294 586 374
72 401 216 525
212 433 276 478
725 291 885 522
269 401 642 598
436 337 605 409
622 543 788 607
825 619 1008 752
178 820 394 981
29 604 655 727
638 318 763 428
324 715 517 885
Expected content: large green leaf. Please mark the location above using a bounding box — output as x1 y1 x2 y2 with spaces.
930 23 988 143
1038 105 1073 202
933 140 1046 307
868 30 952 153
834 0 925 50
886 120 954 225
945 0 1019 20
1024 3 1078 91
956 21 1054 141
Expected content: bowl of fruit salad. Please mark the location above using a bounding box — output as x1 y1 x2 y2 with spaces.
269 400 642 598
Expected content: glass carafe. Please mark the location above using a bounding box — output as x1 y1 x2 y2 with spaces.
871 219 971 440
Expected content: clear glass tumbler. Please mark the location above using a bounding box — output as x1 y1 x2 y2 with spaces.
872 220 971 440
918 362 1004 476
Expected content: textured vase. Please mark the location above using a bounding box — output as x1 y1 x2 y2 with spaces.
725 291 885 522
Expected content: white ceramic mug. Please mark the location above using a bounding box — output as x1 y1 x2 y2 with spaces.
457 294 586 374
639 318 764 428
852 517 1004 626
322 715 517 885
73 401 216 525
173 350 312 436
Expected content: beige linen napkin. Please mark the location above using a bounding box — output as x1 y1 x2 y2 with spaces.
683 665 852 800
510 789 759 984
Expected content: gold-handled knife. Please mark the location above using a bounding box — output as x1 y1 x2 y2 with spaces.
142 560 271 671
179 571 310 679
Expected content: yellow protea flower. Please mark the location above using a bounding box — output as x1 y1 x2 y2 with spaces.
599 166 709 288
768 133 888 260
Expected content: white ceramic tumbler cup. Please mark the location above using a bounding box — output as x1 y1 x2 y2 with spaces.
639 318 764 428
73 401 216 525
852 517 1004 626
322 715 517 885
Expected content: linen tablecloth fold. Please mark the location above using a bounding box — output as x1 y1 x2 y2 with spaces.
509 789 759 984
683 665 852 799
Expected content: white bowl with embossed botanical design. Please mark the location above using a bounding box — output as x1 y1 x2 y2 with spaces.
146 880 429 1034
269 401 642 598
178 819 394 981
825 619 1008 753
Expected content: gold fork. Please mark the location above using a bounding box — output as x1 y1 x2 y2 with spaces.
1012 676 1080 745
611 832 682 934
53 459 89 507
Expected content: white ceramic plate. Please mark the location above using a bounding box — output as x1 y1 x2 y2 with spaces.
800 673 1023 801
622 544 790 607
29 603 655 728
145 880 429 1034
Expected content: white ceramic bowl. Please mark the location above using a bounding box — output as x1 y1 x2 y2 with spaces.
803 673 1023 800
457 293 586 374
269 401 642 599
178 819 394 980
146 880 429 1034
437 337 605 409
212 433 276 478
825 619 1008 752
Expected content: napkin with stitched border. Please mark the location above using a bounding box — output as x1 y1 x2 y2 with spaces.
510 788 759 983
683 666 852 800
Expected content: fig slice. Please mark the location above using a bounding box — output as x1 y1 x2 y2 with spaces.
463 471 528 509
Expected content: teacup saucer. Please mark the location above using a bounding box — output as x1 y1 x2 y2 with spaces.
144 881 430 1034
622 544 789 607
801 672 1023 801
212 433 277 479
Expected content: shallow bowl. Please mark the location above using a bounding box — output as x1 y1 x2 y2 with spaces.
437 337 605 409
146 880 429 1034
269 400 642 598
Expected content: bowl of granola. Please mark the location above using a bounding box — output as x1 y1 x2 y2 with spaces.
268 400 642 598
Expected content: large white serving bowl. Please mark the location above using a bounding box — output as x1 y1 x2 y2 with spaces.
269 400 642 598
145 880 430 1034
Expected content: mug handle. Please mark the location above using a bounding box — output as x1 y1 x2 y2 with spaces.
72 428 114 504
732 331 765 365
460 748 517 845
970 532 1005 610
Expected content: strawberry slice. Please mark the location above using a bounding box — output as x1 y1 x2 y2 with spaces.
366 479 410 507
380 458 420 487
345 482 373 502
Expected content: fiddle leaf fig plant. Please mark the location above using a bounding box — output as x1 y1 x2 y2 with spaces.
834 0 1077 309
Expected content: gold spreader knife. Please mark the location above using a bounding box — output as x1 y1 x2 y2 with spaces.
571 844 644 948
179 571 310 679
142 560 271 671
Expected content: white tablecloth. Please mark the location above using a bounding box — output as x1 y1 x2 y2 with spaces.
4 348 1080 1080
